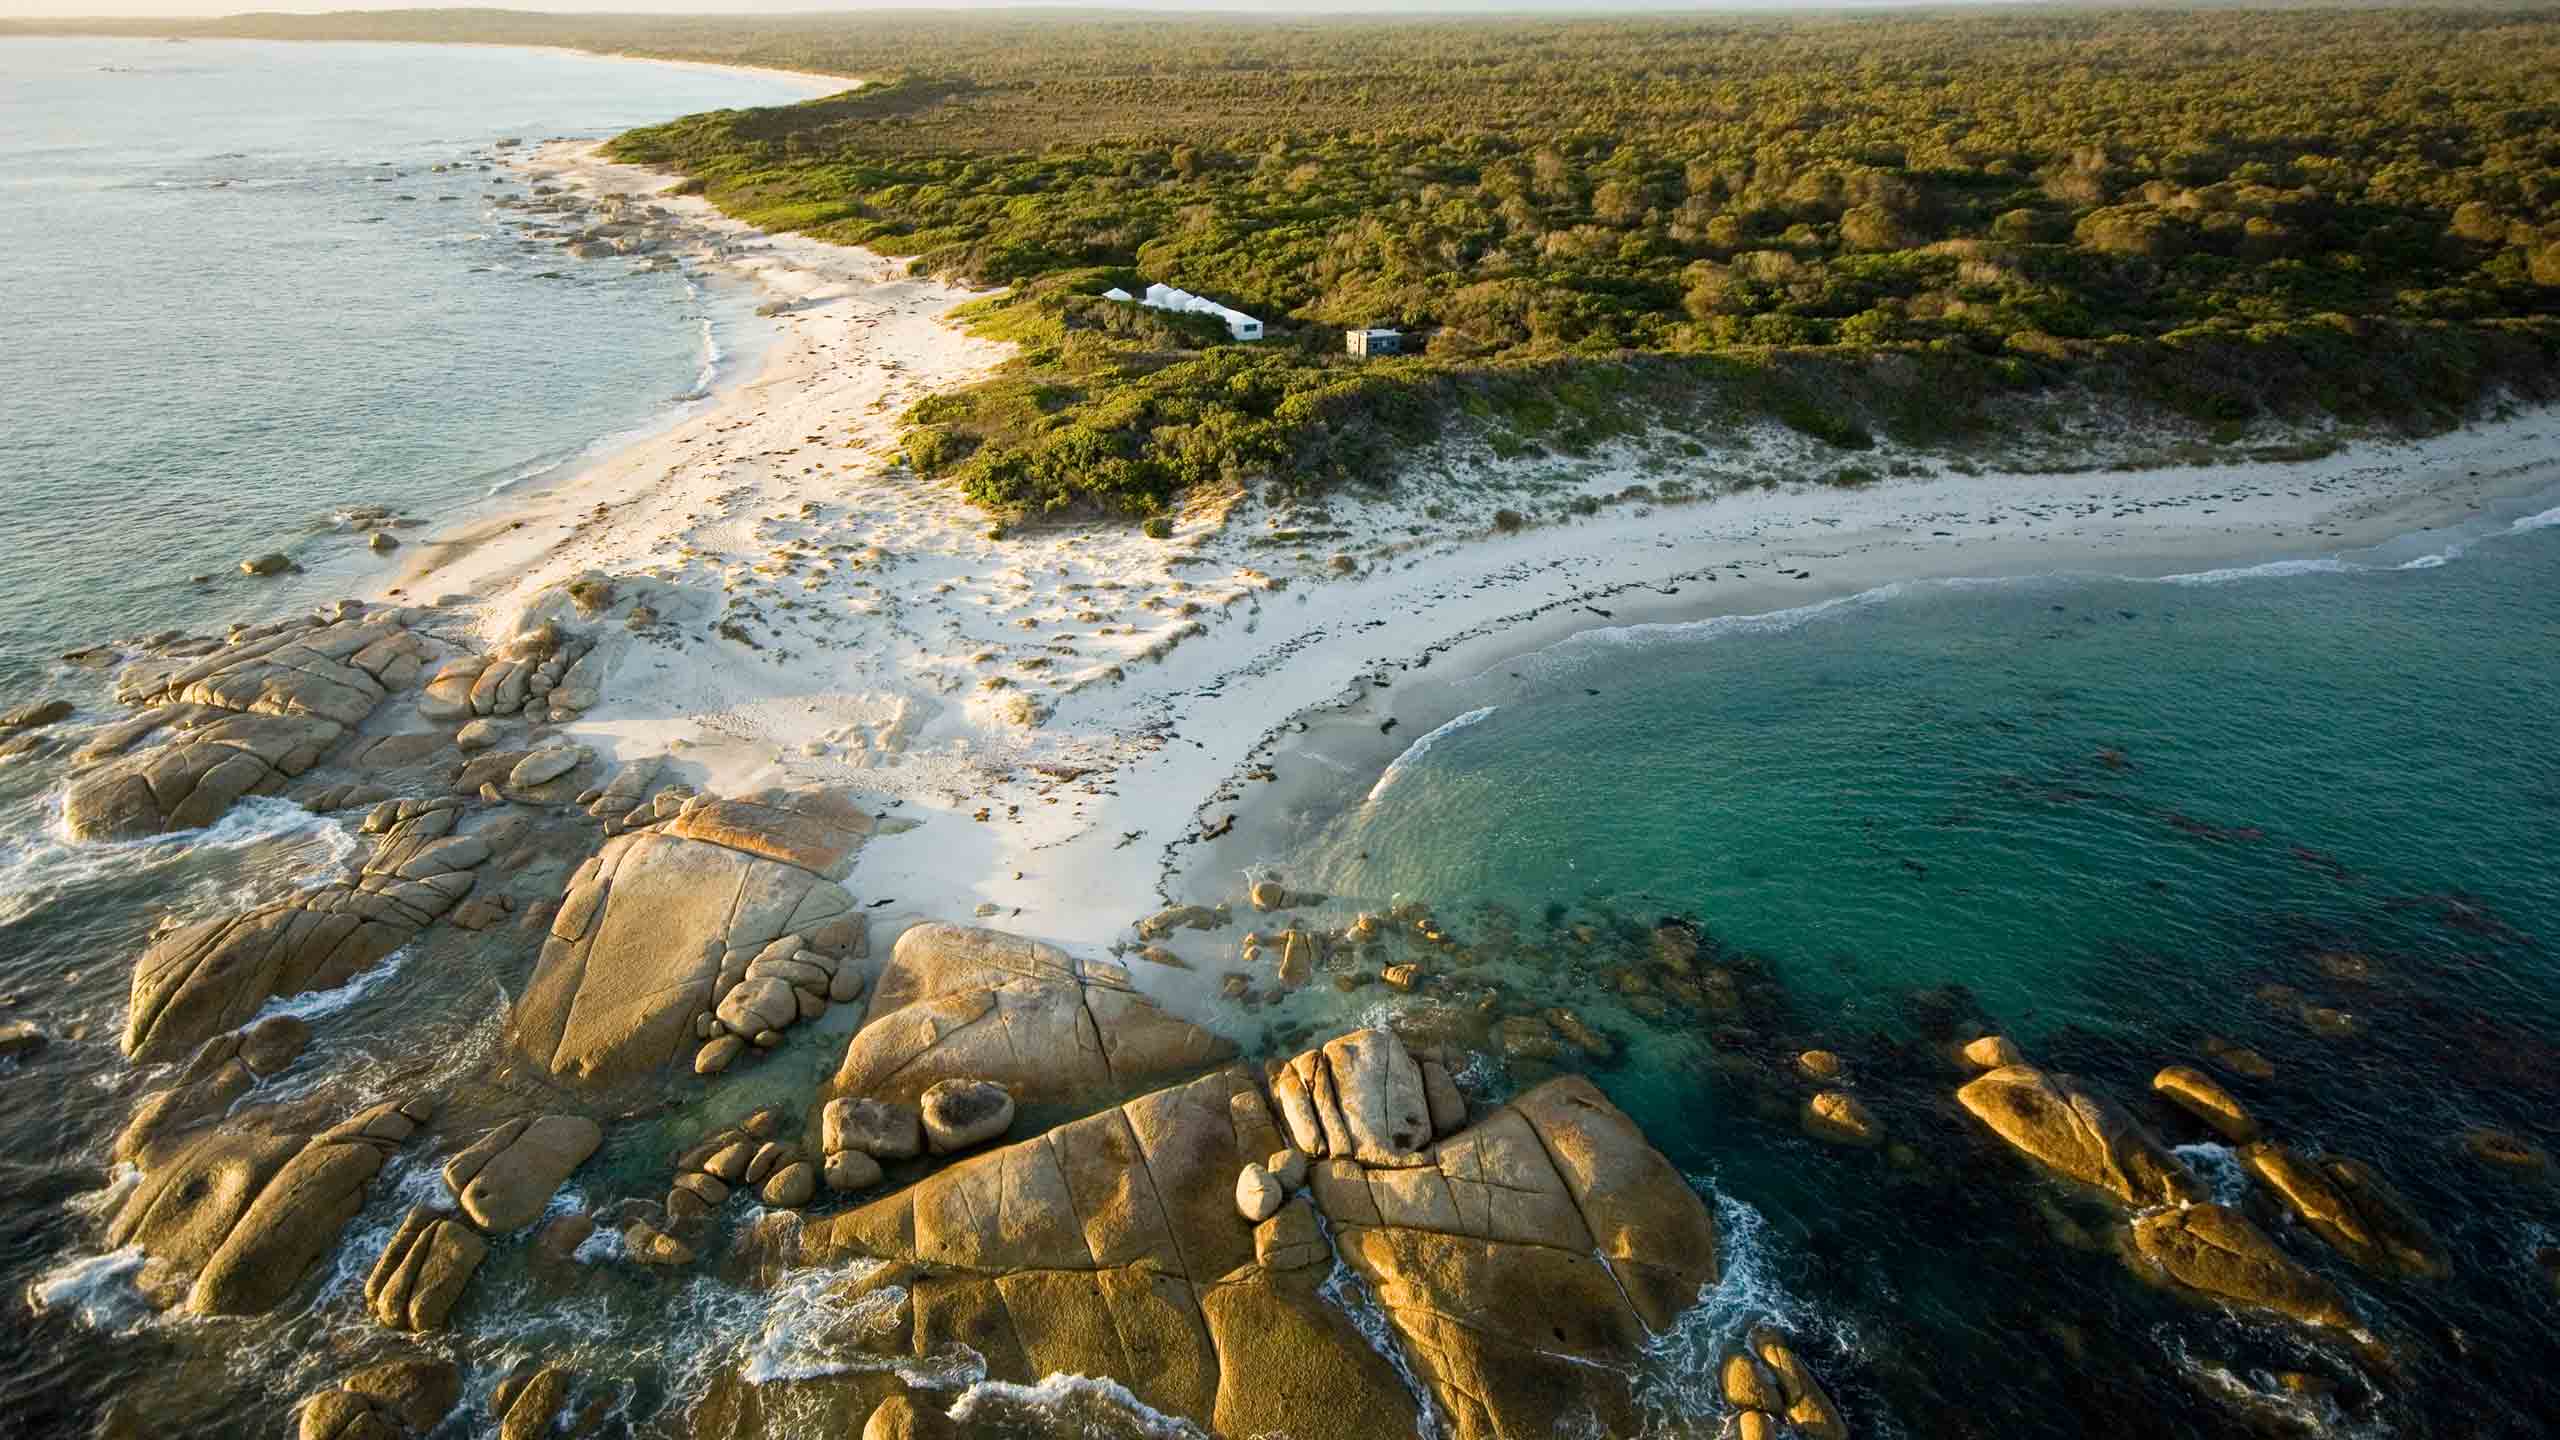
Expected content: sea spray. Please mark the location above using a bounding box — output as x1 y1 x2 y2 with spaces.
2514 502 2560 533
1499 585 1906 679
649 1259 984 1426
25 1246 152 1334
2173 1142 2250 1207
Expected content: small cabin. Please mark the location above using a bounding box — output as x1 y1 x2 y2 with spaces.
1346 327 1403 358
1110 281 1263 342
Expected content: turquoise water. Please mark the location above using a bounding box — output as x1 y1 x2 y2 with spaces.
1232 493 2560 1436
0 37 824 690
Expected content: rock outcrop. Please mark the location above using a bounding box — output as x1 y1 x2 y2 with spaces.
113 1015 310 1161
1318 1071 1721 1440
1750 1326 1850 1440
918 1077 1014 1154
768 1065 1421 1440
2128 1203 2355 1329
2241 1143 2447 1279
67 710 346 841
364 1207 489 1332
107 1095 432 1316
732 1050 1717 1440
2153 1064 2257 1142
296 1358 460 1440
441 1114 603 1233
509 787 873 1085
1957 1064 2202 1208
68 610 433 841
669 1107 814 1220
491 1366 612 1440
124 798 494 1063
827 923 1231 1107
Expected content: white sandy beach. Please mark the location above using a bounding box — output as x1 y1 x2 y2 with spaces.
376 141 2560 1016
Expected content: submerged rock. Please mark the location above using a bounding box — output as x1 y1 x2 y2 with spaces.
0 1019 45 1062
1802 1090 1881 1146
2242 1143 2448 1279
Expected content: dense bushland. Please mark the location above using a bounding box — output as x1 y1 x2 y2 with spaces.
34 6 2560 515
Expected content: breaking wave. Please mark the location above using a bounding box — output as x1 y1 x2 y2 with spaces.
1366 706 1497 802
1630 1184 1858 1431
252 944 413 1026
25 1245 152 1334
0 793 358 928
944 1372 1215 1439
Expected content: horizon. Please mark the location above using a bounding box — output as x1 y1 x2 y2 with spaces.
11 1 2034 21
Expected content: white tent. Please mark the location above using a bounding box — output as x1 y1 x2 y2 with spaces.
1101 286 1134 302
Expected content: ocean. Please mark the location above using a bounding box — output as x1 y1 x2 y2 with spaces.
1185 486 2560 1437
0 37 825 693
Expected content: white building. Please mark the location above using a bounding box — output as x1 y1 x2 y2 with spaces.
1110 281 1263 341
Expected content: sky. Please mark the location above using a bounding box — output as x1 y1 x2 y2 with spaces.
19 1 1963 18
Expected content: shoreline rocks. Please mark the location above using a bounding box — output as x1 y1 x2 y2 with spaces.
442 1114 603 1233
1957 1064 2202 1208
2128 1202 2355 1330
108 1095 433 1316
123 797 495 1063
509 786 872 1085
826 922 1230 1107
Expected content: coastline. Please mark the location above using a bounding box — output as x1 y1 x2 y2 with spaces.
351 141 2560 1025
7 36 2560 1440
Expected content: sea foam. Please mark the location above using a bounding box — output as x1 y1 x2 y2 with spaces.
0 793 357 927
1630 1185 1858 1431
944 1372 1214 1438
25 1245 152 1334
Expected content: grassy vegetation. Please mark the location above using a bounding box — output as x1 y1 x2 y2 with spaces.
28 6 2560 516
